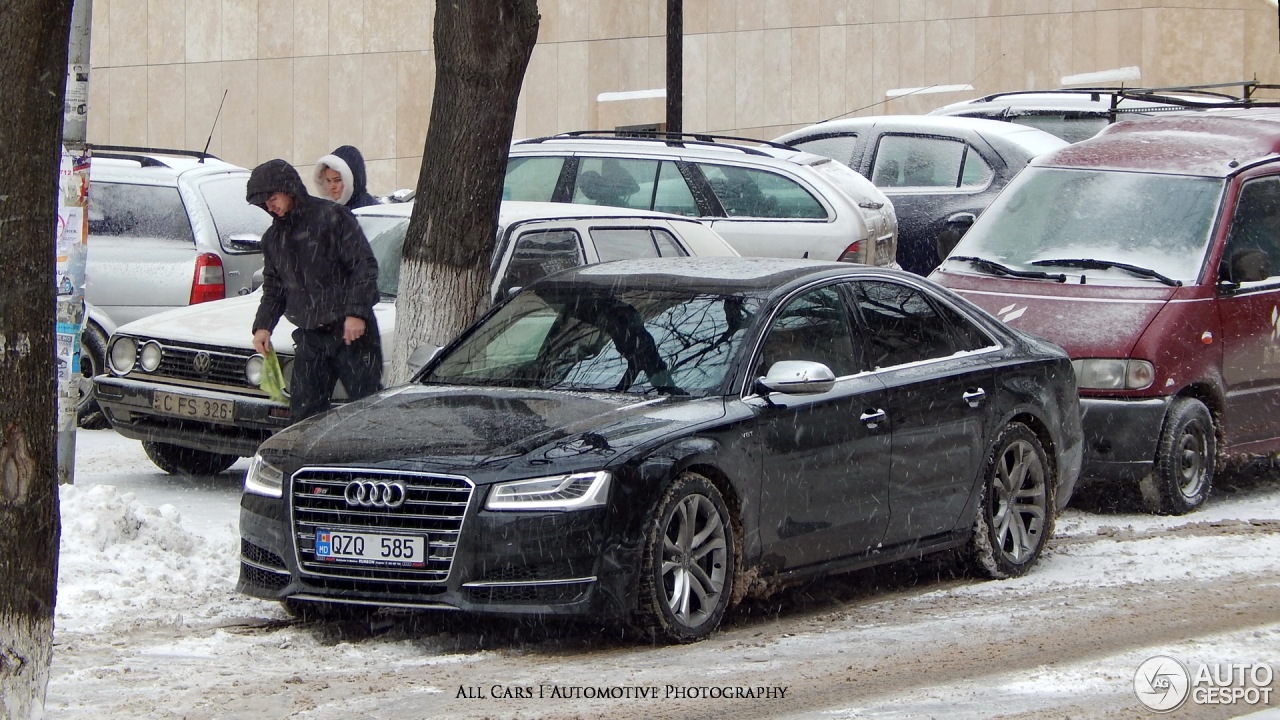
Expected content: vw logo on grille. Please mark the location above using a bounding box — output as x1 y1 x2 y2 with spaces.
344 480 407 508
192 351 212 374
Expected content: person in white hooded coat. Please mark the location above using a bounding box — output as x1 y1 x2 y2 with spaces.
313 144 378 209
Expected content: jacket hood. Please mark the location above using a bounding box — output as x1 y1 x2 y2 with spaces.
313 145 370 206
246 159 309 209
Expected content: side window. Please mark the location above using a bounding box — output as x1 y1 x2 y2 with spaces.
651 228 686 257
1222 177 1280 283
88 182 195 244
789 135 859 166
757 286 860 378
504 156 566 202
652 161 699 216
870 135 966 189
590 228 663 262
699 164 825 219
853 281 959 368
590 227 689 262
199 175 271 252
934 301 997 353
959 151 994 189
498 229 585 296
572 157 657 211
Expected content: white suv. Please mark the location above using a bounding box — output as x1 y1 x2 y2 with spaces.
78 146 270 426
503 131 898 266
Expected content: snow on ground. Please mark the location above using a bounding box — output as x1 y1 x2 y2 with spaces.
47 429 1280 719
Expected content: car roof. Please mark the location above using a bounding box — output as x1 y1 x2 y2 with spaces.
539 256 885 294
775 114 1068 153
1034 108 1280 177
356 199 721 224
88 146 245 183
510 131 832 168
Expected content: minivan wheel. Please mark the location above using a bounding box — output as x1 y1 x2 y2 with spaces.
142 441 238 476
633 472 736 643
968 423 1054 579
77 324 110 430
1140 397 1215 516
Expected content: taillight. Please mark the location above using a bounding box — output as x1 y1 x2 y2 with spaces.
838 239 862 263
190 253 225 304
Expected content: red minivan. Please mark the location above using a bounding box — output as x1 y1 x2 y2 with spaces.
932 109 1280 514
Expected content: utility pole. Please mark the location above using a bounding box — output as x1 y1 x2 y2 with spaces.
666 0 682 133
57 0 92 484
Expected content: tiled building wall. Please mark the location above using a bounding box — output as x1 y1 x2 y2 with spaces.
86 0 1280 194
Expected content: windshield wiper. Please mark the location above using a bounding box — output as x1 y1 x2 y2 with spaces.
1029 258 1182 287
950 256 1067 282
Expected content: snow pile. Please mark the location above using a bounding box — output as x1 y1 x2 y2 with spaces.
56 484 250 633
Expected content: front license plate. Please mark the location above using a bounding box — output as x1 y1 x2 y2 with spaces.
314 530 426 566
152 390 235 423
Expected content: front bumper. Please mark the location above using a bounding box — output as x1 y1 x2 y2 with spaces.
1078 396 1170 482
236 485 640 620
93 375 290 456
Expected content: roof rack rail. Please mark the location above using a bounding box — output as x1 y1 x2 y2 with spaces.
515 130 797 157
87 144 221 167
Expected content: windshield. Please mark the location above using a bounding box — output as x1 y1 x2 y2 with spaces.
949 167 1223 284
424 285 760 396
358 214 408 297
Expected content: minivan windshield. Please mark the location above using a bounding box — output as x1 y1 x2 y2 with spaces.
947 167 1223 285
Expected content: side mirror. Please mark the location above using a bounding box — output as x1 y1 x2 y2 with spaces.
407 345 442 376
228 233 263 252
251 268 265 290
754 360 836 396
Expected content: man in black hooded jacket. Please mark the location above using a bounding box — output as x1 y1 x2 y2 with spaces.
246 158 382 423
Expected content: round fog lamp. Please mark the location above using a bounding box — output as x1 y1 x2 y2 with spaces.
139 341 163 372
245 355 265 385
109 337 138 375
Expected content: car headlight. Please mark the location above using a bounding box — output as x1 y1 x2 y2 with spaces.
245 354 264 385
486 470 611 511
244 453 285 498
1072 358 1154 390
138 341 163 372
109 336 138 375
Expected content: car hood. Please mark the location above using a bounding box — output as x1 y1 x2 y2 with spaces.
932 270 1177 358
113 292 396 355
260 384 730 479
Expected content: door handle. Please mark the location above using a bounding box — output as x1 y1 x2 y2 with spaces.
860 408 886 429
962 388 987 408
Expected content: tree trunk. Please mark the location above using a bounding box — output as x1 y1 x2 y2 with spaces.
0 2 73 717
389 0 540 383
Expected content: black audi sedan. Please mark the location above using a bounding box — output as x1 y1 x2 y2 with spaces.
238 257 1082 643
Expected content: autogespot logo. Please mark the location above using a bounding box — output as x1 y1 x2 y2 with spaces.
1134 655 1191 712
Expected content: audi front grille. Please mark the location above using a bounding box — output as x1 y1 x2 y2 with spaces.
290 467 474 584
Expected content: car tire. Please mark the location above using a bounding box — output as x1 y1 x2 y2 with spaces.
142 441 238 476
77 323 110 430
632 471 736 644
968 422 1055 579
1139 397 1215 516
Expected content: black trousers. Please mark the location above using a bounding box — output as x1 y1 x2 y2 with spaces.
289 317 382 423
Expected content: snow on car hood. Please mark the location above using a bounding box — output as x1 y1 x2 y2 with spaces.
934 272 1177 358
260 384 730 479
112 291 396 355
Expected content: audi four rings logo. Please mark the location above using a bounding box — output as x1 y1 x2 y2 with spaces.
192 351 212 374
344 480 407 508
